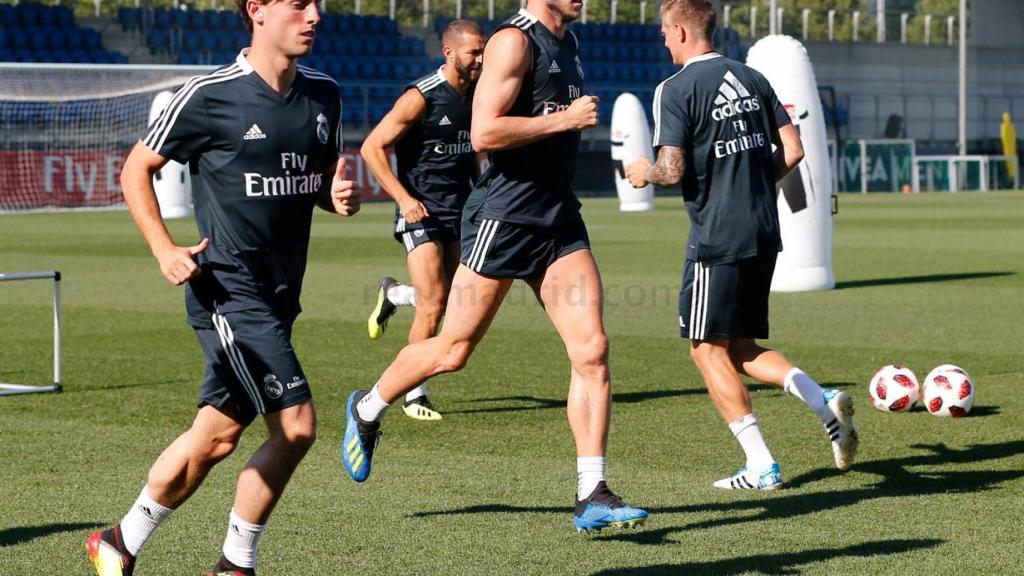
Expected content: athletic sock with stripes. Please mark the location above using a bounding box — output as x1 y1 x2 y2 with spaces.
222 509 265 570
576 456 607 501
728 414 775 473
356 382 390 422
386 284 416 307
119 486 175 556
783 367 829 421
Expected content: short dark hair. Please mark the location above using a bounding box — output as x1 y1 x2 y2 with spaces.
441 19 484 48
236 0 273 34
661 0 717 41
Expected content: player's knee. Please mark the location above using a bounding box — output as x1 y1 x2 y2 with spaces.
199 430 242 464
570 332 610 376
690 342 726 367
437 340 473 373
279 418 317 452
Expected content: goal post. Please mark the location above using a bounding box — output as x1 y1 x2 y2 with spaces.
0 271 62 396
912 155 1021 192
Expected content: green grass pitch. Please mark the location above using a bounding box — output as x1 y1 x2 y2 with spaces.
1 191 1022 575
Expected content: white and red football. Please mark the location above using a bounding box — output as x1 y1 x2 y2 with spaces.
868 365 920 412
923 364 975 417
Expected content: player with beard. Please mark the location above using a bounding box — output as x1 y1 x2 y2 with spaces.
341 0 648 533
86 0 357 574
361 20 484 422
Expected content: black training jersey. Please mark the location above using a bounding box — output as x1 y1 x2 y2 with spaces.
653 53 791 265
142 50 342 320
476 8 586 227
394 67 475 220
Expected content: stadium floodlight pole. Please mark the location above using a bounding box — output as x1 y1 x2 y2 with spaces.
422 0 429 28
776 7 783 35
959 0 967 155
389 0 395 20
853 10 860 42
802 8 810 40
947 15 954 45
721 4 728 29
769 0 776 34
750 5 757 38
487 0 493 21
900 13 908 44
456 0 462 19
640 0 648 25
877 0 885 43
924 14 932 45
828 9 835 41
611 0 617 24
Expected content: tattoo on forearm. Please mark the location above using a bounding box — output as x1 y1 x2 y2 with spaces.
645 146 684 187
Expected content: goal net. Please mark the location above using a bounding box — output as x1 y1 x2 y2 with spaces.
0 63 212 212
913 155 1021 192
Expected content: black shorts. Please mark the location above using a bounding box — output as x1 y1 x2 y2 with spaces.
394 215 461 254
679 252 778 341
460 208 591 280
193 308 311 425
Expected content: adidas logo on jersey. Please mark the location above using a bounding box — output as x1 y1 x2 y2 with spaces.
439 115 451 126
549 60 561 74
711 71 761 122
243 124 268 140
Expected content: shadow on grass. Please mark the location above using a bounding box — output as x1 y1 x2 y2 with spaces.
834 271 1013 290
446 382 855 416
0 522 101 547
908 404 1000 418
410 440 1024 544
589 538 943 576
63 378 192 394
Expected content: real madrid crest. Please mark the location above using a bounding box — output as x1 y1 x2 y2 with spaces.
316 113 329 145
263 374 284 399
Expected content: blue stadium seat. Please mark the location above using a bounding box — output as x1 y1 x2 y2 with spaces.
45 28 66 52
215 32 235 53
10 30 29 52
15 4 40 27
183 34 202 53
37 6 55 28
173 9 189 29
0 30 8 51
0 4 14 27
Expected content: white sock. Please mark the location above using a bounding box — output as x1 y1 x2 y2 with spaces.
405 383 427 402
783 367 828 420
387 284 416 307
222 509 265 570
356 382 390 422
576 456 606 500
728 414 775 473
119 486 175 557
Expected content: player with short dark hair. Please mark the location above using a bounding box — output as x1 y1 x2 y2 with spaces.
86 0 357 574
626 0 858 490
342 0 648 533
361 19 484 422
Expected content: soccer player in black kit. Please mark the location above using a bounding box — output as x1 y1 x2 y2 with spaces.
342 0 648 532
361 20 484 422
86 0 358 574
626 0 858 490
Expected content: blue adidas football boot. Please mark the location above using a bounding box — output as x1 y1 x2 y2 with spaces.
341 390 381 482
573 481 649 533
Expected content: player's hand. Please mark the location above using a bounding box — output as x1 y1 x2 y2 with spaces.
564 95 600 131
331 159 361 217
155 238 208 286
398 198 429 224
625 157 652 188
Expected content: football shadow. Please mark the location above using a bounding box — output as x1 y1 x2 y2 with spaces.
0 522 102 547
834 271 1013 290
907 404 1000 417
588 538 943 575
